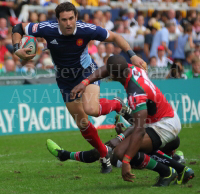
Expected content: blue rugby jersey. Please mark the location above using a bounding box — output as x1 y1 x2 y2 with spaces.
25 20 109 73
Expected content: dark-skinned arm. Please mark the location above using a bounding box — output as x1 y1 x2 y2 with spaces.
122 109 147 182
87 65 109 83
70 65 109 99
122 126 135 139
123 109 147 159
106 110 145 149
106 124 136 149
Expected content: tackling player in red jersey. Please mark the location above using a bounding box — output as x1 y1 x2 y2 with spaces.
70 55 194 184
125 64 174 124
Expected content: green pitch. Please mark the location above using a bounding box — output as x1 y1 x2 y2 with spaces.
1 123 200 194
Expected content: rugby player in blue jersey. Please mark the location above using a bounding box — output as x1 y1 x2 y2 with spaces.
12 2 146 173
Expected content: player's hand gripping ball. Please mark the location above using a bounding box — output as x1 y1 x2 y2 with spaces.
19 35 37 55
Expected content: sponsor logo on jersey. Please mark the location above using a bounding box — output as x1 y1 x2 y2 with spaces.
76 39 83 46
32 23 39 33
132 69 140 81
133 70 140 76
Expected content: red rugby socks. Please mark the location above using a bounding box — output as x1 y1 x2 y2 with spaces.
99 98 122 116
80 121 107 158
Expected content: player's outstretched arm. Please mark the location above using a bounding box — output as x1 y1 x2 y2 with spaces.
106 126 134 149
12 23 36 61
106 109 147 149
121 109 147 182
105 30 147 71
70 65 109 99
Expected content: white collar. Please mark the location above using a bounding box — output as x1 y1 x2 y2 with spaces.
58 25 62 35
58 25 77 35
73 25 77 35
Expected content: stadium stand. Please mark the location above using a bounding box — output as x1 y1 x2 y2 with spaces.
0 0 199 84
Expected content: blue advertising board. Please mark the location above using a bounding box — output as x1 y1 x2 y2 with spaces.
0 79 199 136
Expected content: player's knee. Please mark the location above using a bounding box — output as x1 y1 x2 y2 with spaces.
84 106 99 117
77 120 89 129
73 116 89 129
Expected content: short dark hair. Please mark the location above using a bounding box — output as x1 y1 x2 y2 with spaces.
55 2 77 19
106 55 128 76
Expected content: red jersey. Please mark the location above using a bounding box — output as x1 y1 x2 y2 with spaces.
125 64 174 124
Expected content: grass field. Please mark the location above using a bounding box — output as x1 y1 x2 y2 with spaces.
0 123 200 194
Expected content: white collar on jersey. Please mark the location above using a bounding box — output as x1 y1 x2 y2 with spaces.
58 25 77 35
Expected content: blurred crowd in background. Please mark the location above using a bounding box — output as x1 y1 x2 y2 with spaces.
0 0 200 80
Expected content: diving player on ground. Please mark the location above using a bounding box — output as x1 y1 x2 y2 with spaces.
69 55 194 184
11 2 146 173
46 117 194 186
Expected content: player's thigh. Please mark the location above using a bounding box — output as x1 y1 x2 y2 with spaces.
82 84 100 117
160 136 180 154
65 99 88 129
139 133 153 153
114 133 153 160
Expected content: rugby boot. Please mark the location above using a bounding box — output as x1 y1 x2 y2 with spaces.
153 167 178 187
175 167 194 185
100 146 112 173
46 139 65 161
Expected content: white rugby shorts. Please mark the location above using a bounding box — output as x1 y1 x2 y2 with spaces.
146 111 181 148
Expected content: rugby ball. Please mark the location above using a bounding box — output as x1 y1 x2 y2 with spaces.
20 35 37 55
